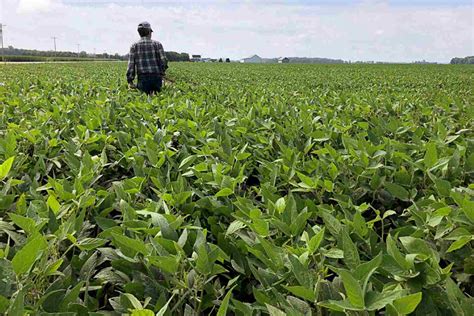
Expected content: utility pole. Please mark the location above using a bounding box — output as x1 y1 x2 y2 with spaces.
51 36 57 57
0 23 6 64
77 43 80 58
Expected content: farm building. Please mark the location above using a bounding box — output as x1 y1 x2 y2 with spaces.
278 57 290 63
191 55 202 62
240 55 263 63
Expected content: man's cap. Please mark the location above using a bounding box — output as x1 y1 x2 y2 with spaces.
138 21 153 32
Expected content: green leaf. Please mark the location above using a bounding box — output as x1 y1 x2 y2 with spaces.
297 172 316 188
131 309 155 316
0 295 8 313
8 213 37 235
76 238 108 251
195 243 213 274
258 236 283 270
236 152 251 161
250 219 269 237
320 210 342 237
111 232 149 257
424 143 438 168
149 255 180 274
323 248 344 259
153 213 179 241
447 236 472 253
232 299 253 315
45 258 64 276
324 179 334 192
0 157 14 181
341 228 360 269
179 155 197 170
461 200 474 223
60 281 84 311
289 255 312 288
434 178 451 197
399 236 433 258
392 292 422 314
122 293 143 309
226 220 246 236
307 227 325 254
275 197 286 214
194 162 208 172
215 188 234 197
15 194 27 216
8 289 25 316
156 295 174 316
283 285 316 301
318 299 363 311
338 269 365 309
365 290 405 311
12 234 48 276
47 194 61 214
386 304 398 316
353 211 368 237
386 235 411 270
354 253 382 294
385 183 410 201
217 285 237 316
383 210 397 220
265 303 286 316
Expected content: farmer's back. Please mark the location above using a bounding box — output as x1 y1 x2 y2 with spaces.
126 22 167 94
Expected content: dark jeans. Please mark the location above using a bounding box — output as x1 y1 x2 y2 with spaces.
137 74 162 95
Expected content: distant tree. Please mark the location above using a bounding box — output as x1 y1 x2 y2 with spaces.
179 53 190 62
225 58 230 63
218 58 223 62
0 45 191 61
450 56 474 64
165 51 191 62
165 51 178 61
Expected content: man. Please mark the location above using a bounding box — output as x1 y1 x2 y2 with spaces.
126 21 168 95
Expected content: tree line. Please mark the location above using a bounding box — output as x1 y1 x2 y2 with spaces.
450 56 474 64
0 46 190 62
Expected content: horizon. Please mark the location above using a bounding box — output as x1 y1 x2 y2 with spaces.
4 45 464 63
1 0 473 63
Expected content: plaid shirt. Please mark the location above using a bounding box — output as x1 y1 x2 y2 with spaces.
126 36 168 83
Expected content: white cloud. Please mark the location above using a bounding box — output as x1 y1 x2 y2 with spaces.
1 0 472 62
17 0 58 13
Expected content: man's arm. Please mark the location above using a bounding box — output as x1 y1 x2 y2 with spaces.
126 44 136 84
156 42 168 75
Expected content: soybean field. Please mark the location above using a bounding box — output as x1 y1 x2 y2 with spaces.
0 62 473 315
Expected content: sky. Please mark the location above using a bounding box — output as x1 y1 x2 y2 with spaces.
0 0 473 62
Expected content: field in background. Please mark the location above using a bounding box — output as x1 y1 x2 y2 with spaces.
0 62 473 314
0 55 121 62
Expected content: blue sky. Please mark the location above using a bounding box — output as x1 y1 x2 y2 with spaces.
1 0 473 62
